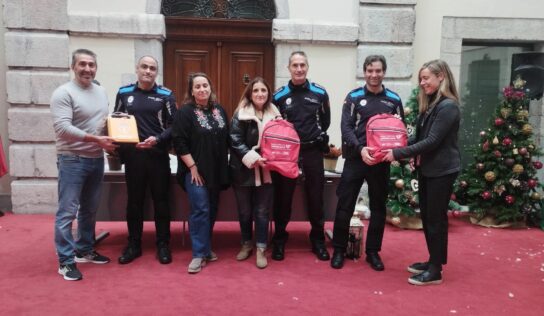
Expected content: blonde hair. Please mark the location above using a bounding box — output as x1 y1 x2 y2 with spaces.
418 59 459 113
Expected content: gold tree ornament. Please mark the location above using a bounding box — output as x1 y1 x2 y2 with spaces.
500 107 512 118
484 171 496 182
512 164 524 174
395 179 405 189
522 123 533 135
531 192 541 200
517 110 529 122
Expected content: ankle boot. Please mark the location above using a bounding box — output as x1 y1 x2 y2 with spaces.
256 247 268 269
236 241 253 261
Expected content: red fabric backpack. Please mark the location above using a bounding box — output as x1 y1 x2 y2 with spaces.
366 113 407 161
261 119 300 178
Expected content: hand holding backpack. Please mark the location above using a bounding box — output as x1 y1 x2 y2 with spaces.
260 119 300 178
366 113 407 161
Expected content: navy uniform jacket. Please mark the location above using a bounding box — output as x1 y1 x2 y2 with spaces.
114 83 177 152
341 85 404 159
273 79 330 144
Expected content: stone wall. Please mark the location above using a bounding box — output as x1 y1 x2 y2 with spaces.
4 0 164 213
357 0 416 101
4 0 70 213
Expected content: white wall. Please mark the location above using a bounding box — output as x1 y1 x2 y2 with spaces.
0 10 10 195
69 37 136 109
414 0 544 83
68 0 147 13
300 45 357 148
288 0 358 23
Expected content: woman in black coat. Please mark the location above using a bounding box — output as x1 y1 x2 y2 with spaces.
172 73 229 274
229 77 280 269
383 59 461 286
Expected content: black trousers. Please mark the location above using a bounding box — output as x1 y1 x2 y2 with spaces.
418 172 458 266
272 146 325 245
123 147 171 247
332 158 389 254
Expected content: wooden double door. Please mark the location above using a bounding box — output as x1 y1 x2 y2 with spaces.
164 18 275 118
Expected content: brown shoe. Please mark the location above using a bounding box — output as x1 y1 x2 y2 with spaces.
256 247 268 269
236 242 253 261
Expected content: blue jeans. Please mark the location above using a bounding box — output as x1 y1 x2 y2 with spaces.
184 173 219 258
54 154 104 265
233 184 273 248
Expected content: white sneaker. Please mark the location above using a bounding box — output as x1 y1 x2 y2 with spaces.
188 258 206 274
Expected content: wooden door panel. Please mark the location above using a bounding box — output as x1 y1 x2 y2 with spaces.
164 18 274 118
164 41 218 106
224 51 264 117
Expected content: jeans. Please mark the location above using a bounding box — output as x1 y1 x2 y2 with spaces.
123 148 171 247
54 154 104 265
332 158 389 254
184 173 219 258
233 184 273 248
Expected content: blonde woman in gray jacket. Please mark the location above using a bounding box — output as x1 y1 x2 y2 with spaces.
383 59 461 286
229 77 280 269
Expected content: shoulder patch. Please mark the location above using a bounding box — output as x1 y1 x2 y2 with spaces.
156 86 172 96
349 87 365 99
273 85 290 101
385 89 401 102
309 82 326 95
118 84 136 95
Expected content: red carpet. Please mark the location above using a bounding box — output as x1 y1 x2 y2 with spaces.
1 213 543 315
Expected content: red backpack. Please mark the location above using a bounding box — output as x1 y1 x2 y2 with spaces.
261 119 300 178
366 113 407 161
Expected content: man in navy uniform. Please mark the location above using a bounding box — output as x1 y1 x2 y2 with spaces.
330 55 404 270
272 51 331 261
115 56 177 265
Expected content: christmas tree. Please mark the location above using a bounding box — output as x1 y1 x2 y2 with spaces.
387 88 420 218
454 77 544 229
387 88 462 224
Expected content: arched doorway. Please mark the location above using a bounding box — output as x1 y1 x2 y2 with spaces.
162 0 276 118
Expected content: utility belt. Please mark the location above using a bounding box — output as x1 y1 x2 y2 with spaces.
300 134 329 152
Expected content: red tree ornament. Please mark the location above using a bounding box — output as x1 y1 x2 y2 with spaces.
533 161 543 169
504 195 515 204
528 179 538 188
495 118 505 126
502 137 512 146
481 191 492 200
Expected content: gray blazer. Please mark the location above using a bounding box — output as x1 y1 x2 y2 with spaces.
393 97 460 177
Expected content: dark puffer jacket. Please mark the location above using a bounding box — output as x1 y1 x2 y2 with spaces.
229 103 280 186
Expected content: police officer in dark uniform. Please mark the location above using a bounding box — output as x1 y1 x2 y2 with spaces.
115 56 177 265
272 51 331 261
330 55 404 270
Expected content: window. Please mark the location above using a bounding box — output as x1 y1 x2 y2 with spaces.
161 0 276 20
458 42 534 167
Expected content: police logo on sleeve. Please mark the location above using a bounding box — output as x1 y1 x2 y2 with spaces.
360 99 367 106
127 96 134 104
286 98 292 105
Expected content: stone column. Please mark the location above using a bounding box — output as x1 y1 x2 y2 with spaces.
358 0 416 101
4 0 70 213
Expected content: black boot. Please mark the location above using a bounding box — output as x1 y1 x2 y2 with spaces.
330 250 345 269
271 242 285 261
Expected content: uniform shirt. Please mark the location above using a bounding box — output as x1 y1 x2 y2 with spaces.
114 83 177 151
273 80 330 143
341 85 404 159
